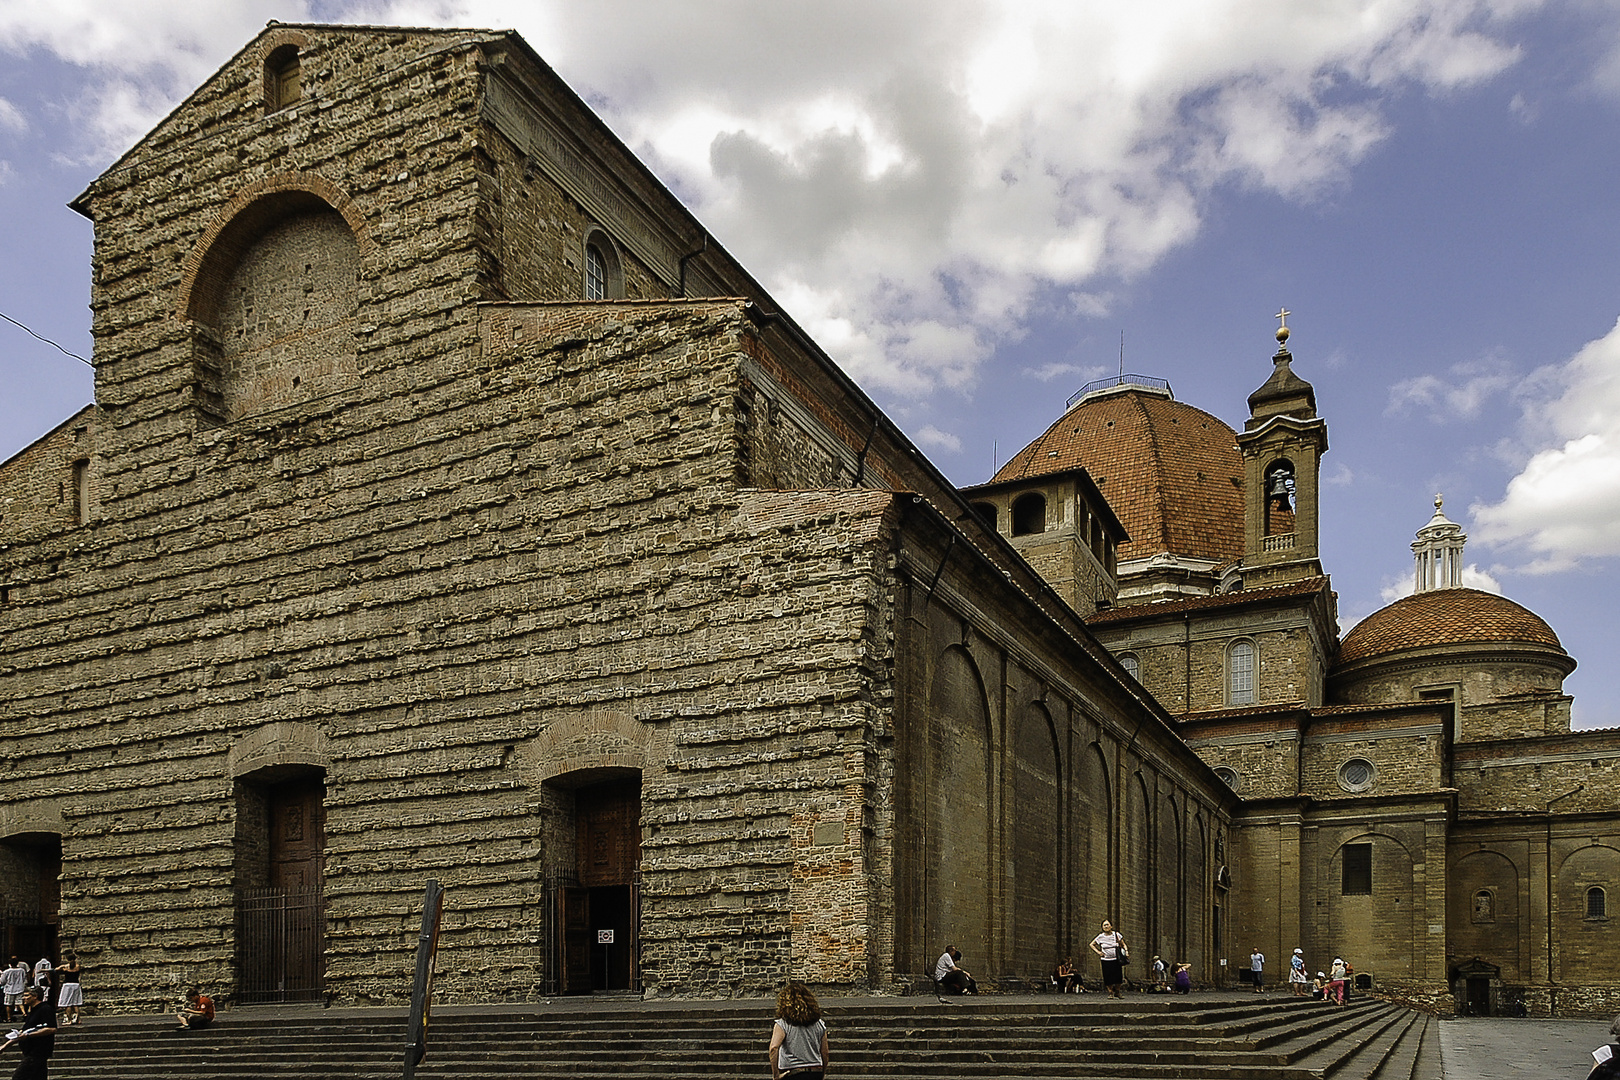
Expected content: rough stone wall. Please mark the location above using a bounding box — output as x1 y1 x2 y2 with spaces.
889 538 1233 991
1182 718 1302 800
474 122 668 304
1454 731 1620 814
0 293 902 1007
0 407 98 543
1331 653 1571 719
1095 609 1322 716
735 376 850 490
1459 694 1572 741
1298 715 1445 798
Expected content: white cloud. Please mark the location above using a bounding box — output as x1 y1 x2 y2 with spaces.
1472 316 1620 571
1023 362 1104 384
916 425 964 454
0 96 24 134
1386 355 1517 417
1379 563 1502 604
0 0 1539 395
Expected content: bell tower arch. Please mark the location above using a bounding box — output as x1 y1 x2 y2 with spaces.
1236 312 1329 588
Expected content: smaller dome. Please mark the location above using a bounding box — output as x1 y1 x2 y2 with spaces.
1338 588 1565 666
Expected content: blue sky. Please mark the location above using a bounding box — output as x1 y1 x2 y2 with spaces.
2 0 1618 726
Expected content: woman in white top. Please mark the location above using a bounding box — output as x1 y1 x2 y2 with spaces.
769 981 829 1080
1089 919 1128 998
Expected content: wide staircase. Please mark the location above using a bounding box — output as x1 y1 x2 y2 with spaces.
51 992 1440 1079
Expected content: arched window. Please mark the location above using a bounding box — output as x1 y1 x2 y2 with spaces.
1011 493 1046 536
583 229 624 300
1473 889 1494 923
1589 887 1608 919
265 45 302 114
1228 641 1256 705
1119 653 1139 681
969 502 998 532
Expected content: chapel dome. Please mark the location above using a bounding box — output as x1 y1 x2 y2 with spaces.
1336 588 1566 666
991 380 1244 564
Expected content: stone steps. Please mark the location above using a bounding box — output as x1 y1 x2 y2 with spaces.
49 994 1441 1080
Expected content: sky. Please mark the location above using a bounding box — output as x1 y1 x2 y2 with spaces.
2 0 1618 727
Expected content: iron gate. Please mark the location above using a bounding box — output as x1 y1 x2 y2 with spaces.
237 888 324 1004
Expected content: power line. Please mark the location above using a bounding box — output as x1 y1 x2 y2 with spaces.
0 310 92 367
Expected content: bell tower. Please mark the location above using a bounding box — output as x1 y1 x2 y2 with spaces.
1235 311 1329 588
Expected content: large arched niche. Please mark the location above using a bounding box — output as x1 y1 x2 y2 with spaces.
1012 700 1061 974
1076 741 1111 942
1188 811 1208 975
1124 772 1152 950
927 644 993 969
1328 832 1417 978
1450 848 1522 982
1156 791 1183 960
181 177 370 422
1555 843 1620 983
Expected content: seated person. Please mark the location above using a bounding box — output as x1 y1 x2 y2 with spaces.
175 987 215 1030
934 946 977 995
1053 958 1078 994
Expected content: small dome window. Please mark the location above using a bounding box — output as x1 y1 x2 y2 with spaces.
1589 887 1608 920
1213 766 1239 791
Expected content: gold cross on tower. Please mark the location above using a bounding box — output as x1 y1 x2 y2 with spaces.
1275 307 1291 347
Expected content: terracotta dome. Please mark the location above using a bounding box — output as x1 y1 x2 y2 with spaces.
1337 588 1566 665
992 385 1244 564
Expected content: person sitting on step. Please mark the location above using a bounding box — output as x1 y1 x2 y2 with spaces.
934 945 977 995
174 988 214 1031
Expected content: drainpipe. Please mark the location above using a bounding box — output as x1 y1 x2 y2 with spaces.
1545 784 1584 1009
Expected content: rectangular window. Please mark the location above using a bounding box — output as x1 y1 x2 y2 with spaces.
1342 843 1372 895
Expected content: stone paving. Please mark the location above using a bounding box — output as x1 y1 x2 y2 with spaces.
1439 1016 1612 1079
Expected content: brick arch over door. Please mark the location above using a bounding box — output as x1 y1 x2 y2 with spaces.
182 177 370 421
927 645 993 970
1012 700 1061 976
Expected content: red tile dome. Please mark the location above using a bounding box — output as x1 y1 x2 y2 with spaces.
1338 588 1565 665
992 385 1244 564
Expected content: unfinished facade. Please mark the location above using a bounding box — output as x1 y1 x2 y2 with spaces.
0 25 1231 1009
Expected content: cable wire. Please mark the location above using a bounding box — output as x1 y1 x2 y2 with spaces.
0 310 92 366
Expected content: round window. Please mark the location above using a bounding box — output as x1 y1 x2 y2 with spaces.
1213 767 1239 791
1338 757 1376 793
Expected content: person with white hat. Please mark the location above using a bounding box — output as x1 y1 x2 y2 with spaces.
1289 948 1307 996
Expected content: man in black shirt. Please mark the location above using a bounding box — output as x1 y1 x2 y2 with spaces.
2 987 56 1080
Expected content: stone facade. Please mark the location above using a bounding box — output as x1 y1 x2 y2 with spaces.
0 25 1232 1011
